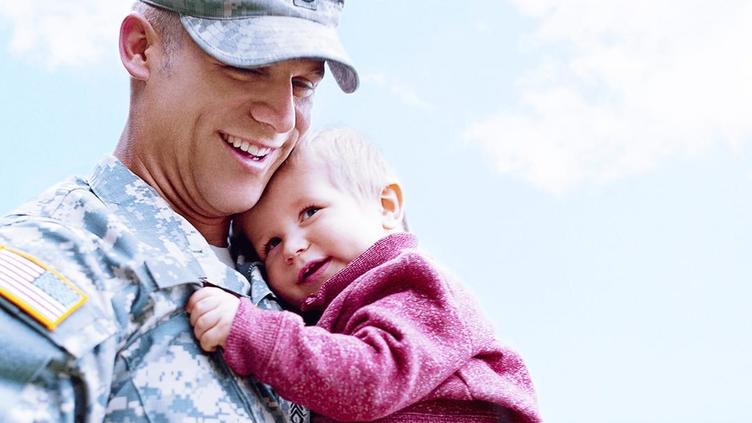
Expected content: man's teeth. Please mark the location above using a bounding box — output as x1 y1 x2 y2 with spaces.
225 135 271 157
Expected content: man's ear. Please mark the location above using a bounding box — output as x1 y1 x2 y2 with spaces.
379 181 405 231
119 13 157 81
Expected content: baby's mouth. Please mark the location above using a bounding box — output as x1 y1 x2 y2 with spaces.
221 133 272 161
298 258 331 285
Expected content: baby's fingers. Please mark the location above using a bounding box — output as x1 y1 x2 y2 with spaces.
199 325 228 352
193 309 222 340
186 286 223 314
186 288 209 313
189 303 211 327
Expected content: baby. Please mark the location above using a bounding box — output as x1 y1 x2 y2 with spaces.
187 128 540 422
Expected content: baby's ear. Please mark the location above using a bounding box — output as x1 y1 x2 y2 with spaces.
379 181 405 231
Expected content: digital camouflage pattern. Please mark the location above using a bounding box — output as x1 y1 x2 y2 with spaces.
141 0 343 24
139 0 358 93
0 156 309 422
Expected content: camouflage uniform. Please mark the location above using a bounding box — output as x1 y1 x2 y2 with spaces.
0 157 308 422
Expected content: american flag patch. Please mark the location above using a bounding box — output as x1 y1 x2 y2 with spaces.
0 245 87 330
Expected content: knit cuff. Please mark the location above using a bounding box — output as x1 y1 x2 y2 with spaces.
223 297 284 378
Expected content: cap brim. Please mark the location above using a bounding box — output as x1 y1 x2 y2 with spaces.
181 15 358 93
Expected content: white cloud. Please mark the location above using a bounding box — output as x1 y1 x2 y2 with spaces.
465 0 752 194
0 0 132 68
362 72 434 111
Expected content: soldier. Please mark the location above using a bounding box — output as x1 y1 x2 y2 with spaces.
0 0 357 421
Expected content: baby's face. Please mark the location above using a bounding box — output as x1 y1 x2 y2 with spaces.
238 158 388 309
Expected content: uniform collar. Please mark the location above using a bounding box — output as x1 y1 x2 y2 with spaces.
86 156 257 297
87 156 204 251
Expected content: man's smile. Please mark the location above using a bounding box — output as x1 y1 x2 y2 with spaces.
220 131 274 161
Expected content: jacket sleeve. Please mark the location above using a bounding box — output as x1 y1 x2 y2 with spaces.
223 253 490 421
0 218 120 422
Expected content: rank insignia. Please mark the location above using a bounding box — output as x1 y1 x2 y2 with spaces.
0 245 88 330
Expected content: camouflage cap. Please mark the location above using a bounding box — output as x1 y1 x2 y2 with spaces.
139 0 358 93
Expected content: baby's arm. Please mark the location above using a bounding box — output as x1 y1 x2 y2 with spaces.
186 287 240 352
221 259 489 421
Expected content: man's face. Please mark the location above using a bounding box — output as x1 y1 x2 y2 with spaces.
144 32 325 217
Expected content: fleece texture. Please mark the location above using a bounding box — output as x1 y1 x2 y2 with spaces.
224 233 540 422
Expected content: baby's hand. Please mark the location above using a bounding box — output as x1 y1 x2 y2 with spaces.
186 287 240 352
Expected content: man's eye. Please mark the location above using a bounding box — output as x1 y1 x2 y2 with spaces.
263 237 281 256
301 207 320 221
293 78 317 98
224 65 265 81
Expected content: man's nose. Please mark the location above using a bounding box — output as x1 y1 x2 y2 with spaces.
249 81 296 133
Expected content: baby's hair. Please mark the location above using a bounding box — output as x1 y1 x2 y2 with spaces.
283 127 408 230
286 128 395 203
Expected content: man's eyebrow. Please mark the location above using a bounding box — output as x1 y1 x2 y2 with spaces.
225 61 325 79
303 61 326 79
221 63 265 75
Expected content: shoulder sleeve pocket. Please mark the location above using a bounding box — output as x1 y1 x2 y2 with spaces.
0 244 118 358
0 306 66 385
0 291 117 358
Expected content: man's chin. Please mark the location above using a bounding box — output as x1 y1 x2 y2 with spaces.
209 186 264 214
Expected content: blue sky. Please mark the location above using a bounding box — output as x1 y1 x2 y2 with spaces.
1 1 751 421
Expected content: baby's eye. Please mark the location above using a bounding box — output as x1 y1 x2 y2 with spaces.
263 237 281 256
301 206 321 221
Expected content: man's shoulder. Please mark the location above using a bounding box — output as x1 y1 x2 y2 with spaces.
0 175 134 347
0 175 120 268
0 223 120 368
4 156 158 229
6 175 92 217
1 175 103 258
0 163 165 260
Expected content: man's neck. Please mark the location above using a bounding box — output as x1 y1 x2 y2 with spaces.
115 133 230 247
191 219 231 247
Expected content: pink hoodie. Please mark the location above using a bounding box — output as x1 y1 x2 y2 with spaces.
224 233 540 422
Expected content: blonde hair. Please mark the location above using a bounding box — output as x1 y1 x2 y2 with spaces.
282 127 408 229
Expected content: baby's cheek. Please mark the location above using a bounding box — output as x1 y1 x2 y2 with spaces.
267 268 290 295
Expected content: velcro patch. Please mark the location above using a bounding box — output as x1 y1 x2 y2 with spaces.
0 245 87 330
